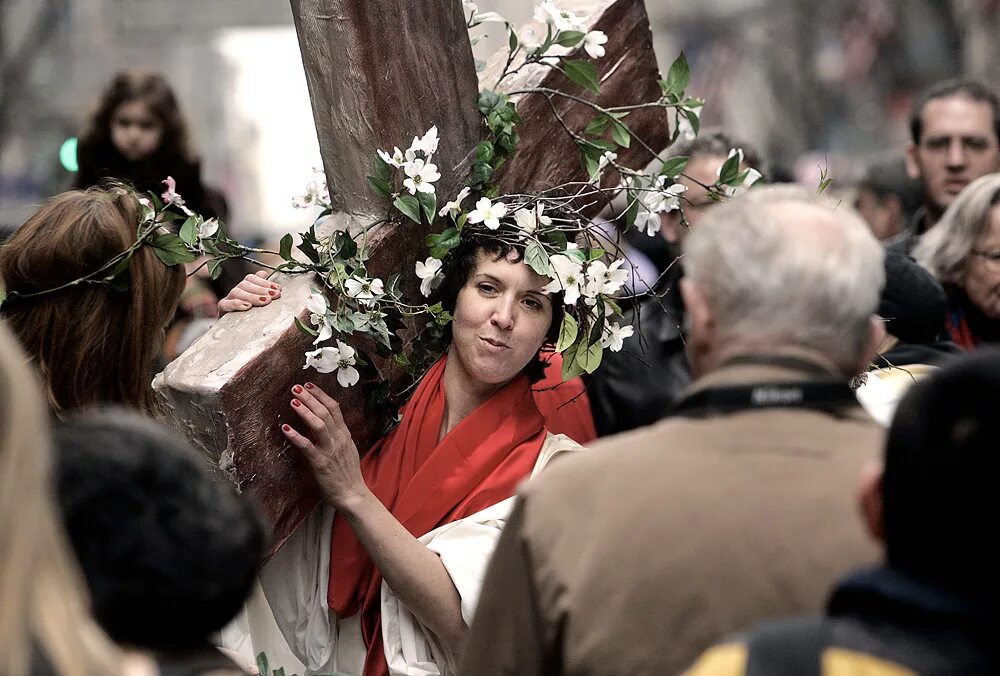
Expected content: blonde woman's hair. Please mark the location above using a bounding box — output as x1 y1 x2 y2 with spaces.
0 322 121 675
0 185 186 416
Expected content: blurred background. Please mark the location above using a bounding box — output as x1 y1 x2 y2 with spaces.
1 0 998 240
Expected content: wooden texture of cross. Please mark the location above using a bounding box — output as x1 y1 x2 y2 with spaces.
155 0 667 552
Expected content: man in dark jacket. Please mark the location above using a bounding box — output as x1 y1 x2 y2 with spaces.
586 132 765 435
685 351 1000 675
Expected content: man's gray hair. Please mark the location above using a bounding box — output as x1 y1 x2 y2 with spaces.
914 173 1000 285
682 184 885 371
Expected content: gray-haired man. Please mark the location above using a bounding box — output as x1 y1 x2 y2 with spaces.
460 186 887 676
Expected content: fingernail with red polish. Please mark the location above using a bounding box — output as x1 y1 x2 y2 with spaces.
304 382 315 390
282 424 291 432
259 296 268 302
292 385 303 394
292 399 301 407
268 289 278 297
270 284 280 290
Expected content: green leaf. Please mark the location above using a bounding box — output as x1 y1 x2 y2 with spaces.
583 114 611 137
178 216 199 246
208 258 225 280
393 195 422 224
575 339 604 374
149 233 196 266
561 59 600 94
587 139 618 152
334 231 357 259
561 341 586 380
683 107 701 137
373 154 393 181
256 652 269 676
508 26 518 52
426 227 460 259
456 212 469 231
524 241 553 276
294 316 319 337
279 233 294 261
475 141 495 164
660 155 689 178
625 194 640 229
416 191 437 222
718 152 742 185
477 90 506 116
555 313 579 352
555 30 585 47
542 230 568 251
367 175 392 198
663 51 691 97
586 247 606 261
470 161 493 186
610 121 631 149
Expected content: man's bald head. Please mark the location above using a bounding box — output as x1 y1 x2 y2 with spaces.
681 185 885 376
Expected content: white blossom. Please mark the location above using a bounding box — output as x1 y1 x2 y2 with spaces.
601 322 634 352
592 151 617 182
292 179 329 209
542 254 585 306
512 202 552 236
332 340 361 387
467 197 508 230
305 292 333 343
377 147 406 168
635 209 661 236
344 276 384 304
583 31 608 59
536 1 588 32
415 257 444 297
584 258 629 297
197 218 218 241
643 182 687 214
519 26 542 51
438 186 471 218
407 126 439 159
402 158 441 195
303 347 339 373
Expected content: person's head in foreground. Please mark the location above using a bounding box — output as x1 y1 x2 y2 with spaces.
680 184 886 378
864 350 1000 605
0 323 121 676
0 185 186 415
430 223 565 387
914 173 1000 345
54 408 266 655
906 79 1000 227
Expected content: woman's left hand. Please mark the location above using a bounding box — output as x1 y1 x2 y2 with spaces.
281 382 368 509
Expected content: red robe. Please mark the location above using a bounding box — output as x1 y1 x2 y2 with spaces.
532 352 597 444
327 355 547 676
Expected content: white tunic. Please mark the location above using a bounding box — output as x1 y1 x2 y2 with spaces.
221 433 583 676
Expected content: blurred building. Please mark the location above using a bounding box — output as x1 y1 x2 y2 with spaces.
2 0 999 235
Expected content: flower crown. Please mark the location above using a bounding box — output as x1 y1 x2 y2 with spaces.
2 1 766 406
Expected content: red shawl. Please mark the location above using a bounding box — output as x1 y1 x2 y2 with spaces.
531 352 597 444
327 355 546 676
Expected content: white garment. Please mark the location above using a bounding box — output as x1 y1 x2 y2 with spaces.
855 364 937 426
222 433 583 676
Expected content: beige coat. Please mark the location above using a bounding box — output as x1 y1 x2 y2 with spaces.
459 361 884 676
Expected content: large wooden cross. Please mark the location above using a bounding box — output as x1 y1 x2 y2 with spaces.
155 0 666 550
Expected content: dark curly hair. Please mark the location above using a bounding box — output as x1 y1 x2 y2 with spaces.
74 71 222 219
53 408 267 652
429 225 565 383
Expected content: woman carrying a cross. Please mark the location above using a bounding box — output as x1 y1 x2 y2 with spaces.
223 222 593 676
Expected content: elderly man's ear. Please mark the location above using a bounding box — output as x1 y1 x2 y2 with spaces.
858 460 885 544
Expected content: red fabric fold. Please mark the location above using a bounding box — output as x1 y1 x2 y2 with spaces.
327 355 547 676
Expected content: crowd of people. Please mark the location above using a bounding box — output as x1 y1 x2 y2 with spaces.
1 65 998 676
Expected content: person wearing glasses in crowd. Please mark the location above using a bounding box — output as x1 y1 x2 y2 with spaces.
915 173 1000 347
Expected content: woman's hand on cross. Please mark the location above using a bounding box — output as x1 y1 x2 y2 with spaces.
282 382 368 509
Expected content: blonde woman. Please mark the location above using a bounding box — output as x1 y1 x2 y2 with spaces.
0 323 123 675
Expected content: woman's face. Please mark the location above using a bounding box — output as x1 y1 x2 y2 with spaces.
963 204 1000 320
449 249 554 387
110 99 163 161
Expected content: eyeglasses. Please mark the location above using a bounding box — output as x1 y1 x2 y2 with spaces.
971 249 1000 266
